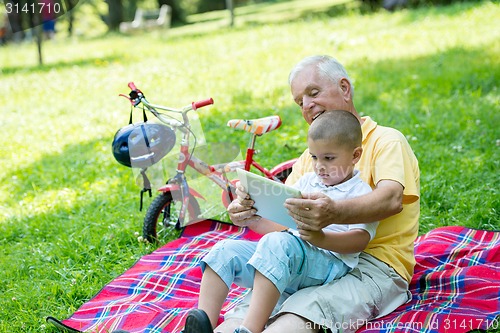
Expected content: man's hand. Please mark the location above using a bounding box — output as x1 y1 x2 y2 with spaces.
227 182 261 227
285 192 339 231
285 180 404 231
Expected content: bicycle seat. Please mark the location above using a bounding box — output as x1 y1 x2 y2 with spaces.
227 115 282 135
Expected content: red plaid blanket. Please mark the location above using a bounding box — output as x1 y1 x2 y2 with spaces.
48 221 500 333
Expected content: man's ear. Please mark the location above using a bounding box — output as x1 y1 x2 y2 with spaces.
339 78 352 100
352 146 363 164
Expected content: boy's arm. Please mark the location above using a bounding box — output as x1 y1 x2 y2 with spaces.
298 228 371 254
244 216 287 235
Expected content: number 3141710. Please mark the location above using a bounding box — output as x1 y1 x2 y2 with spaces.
5 2 62 14
443 318 499 330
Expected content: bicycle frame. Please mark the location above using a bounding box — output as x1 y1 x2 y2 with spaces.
133 91 219 223
156 126 286 224
121 82 296 237
157 129 286 211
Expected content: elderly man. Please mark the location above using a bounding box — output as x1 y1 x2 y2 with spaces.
187 54 420 333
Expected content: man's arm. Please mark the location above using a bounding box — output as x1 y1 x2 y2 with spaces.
285 179 403 231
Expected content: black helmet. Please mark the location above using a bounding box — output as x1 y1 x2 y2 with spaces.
112 122 176 168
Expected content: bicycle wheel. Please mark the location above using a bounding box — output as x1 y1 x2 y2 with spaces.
272 165 294 182
270 158 297 183
143 191 201 243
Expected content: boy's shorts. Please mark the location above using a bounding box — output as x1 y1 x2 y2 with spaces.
201 231 349 295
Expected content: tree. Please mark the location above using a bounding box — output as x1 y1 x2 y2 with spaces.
106 0 124 30
5 0 44 64
28 3 44 65
62 0 80 36
226 0 234 27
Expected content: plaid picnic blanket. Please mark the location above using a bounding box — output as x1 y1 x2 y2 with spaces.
47 221 500 333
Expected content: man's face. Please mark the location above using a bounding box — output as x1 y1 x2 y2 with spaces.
290 65 349 125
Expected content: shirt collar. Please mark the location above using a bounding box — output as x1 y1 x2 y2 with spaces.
361 116 377 145
309 170 362 192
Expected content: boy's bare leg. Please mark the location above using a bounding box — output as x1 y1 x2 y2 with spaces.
242 270 280 332
198 266 230 329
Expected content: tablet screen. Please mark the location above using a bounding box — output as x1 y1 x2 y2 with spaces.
236 169 301 229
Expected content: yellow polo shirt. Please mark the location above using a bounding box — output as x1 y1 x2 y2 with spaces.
286 116 420 282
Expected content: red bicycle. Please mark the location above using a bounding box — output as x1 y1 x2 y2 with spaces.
116 83 296 243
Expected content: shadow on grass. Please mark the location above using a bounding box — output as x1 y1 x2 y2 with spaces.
186 0 355 24
176 0 488 40
0 54 122 76
2 102 291 206
397 1 491 22
173 0 361 40
2 137 123 203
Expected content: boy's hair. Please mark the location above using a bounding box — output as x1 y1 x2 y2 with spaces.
308 110 362 149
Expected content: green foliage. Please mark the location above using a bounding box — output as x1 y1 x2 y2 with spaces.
0 0 499 331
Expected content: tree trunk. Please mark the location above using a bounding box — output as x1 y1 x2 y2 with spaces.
124 0 138 22
27 2 43 65
107 0 123 31
226 0 234 27
36 27 43 65
62 0 80 36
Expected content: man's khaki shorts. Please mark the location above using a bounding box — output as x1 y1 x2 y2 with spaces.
224 252 411 333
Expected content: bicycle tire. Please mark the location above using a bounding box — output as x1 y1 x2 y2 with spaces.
143 191 201 243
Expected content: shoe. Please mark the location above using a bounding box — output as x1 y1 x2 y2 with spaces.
183 309 212 333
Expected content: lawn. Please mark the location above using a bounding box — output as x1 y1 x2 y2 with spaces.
0 0 499 331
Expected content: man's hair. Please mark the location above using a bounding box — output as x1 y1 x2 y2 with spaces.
288 55 355 97
308 110 362 149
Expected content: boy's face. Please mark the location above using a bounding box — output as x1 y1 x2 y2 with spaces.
308 138 357 186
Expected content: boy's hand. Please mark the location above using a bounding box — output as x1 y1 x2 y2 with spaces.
297 227 325 247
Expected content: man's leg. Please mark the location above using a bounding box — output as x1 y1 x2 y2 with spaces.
241 270 280 332
198 265 230 328
215 314 320 333
274 253 410 333
215 318 243 333
264 314 319 333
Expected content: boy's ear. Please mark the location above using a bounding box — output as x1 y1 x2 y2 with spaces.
352 146 363 164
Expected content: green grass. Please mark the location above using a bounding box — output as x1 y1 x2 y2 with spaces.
0 0 499 331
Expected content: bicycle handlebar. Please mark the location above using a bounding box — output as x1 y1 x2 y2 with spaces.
122 82 214 128
128 81 139 92
192 98 214 110
126 82 212 112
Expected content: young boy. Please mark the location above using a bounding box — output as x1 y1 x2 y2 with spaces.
184 110 378 333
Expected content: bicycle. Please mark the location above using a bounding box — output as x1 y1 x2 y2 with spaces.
117 82 297 243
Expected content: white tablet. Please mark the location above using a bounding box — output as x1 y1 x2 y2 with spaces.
236 169 301 229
